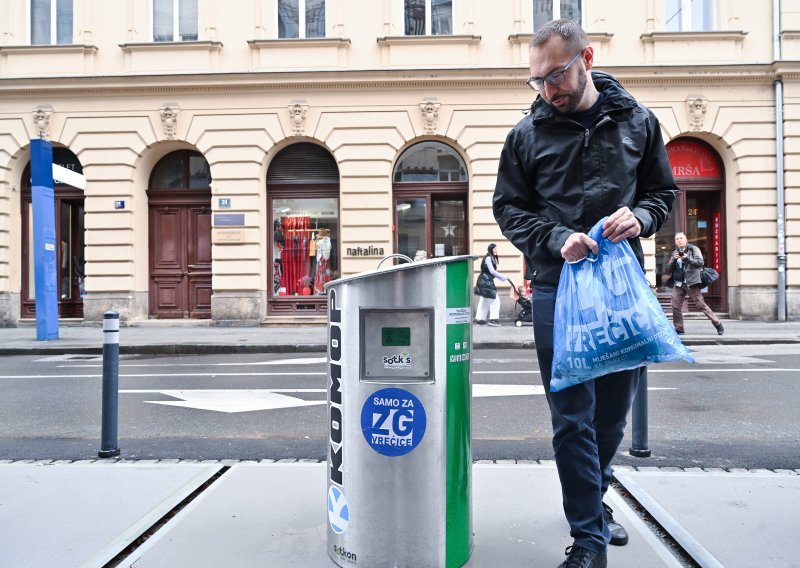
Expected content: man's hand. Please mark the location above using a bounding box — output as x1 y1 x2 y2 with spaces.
561 232 598 263
602 207 643 243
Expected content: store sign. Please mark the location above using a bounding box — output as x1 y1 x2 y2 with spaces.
712 212 721 273
666 140 722 179
346 245 385 257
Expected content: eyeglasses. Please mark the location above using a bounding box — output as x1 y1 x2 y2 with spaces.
526 50 584 91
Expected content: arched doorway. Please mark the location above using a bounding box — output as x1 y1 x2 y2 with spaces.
147 150 212 318
392 141 468 260
267 142 340 315
20 148 85 318
655 138 727 312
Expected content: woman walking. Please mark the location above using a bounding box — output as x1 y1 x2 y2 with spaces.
474 243 507 326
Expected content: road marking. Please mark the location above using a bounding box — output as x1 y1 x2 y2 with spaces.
56 356 330 368
118 385 678 413
2 368 799 380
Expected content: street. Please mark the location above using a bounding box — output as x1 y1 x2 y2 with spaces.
1 345 799 469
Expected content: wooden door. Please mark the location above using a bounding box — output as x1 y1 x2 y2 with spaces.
149 203 211 318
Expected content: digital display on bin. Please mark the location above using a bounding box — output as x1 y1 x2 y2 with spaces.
382 327 411 347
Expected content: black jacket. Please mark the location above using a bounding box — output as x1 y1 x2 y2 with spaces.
493 71 678 286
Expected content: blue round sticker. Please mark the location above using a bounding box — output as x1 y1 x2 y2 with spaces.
327 486 350 534
360 388 427 457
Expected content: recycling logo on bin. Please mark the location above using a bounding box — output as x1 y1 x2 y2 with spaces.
361 387 427 457
327 486 350 534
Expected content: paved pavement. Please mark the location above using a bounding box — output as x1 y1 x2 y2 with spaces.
2 316 799 566
1 316 799 355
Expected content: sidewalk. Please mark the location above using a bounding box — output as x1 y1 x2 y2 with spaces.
1 317 799 355
1 460 798 567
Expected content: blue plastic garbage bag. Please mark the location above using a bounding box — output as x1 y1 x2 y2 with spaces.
551 217 694 392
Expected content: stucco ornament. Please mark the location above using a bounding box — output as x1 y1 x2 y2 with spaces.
32 106 53 140
419 99 440 135
160 104 179 140
288 103 308 136
687 97 708 131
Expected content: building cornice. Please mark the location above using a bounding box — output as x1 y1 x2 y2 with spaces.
118 40 223 52
1 63 799 97
247 37 351 48
0 44 98 55
376 35 481 46
640 30 748 42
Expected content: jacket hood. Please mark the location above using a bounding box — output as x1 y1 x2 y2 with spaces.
530 70 637 122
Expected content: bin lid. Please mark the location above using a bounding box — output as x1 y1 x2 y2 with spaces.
324 255 478 290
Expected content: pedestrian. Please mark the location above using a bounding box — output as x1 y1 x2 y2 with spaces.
493 19 678 568
473 243 507 327
665 232 724 335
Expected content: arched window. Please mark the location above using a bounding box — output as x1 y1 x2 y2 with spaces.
150 150 211 189
393 141 468 260
267 143 340 314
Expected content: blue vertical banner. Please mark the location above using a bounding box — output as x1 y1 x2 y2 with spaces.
30 139 59 340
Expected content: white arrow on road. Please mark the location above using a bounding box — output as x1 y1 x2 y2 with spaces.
120 385 676 413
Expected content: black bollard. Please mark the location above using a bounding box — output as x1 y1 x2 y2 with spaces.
98 311 121 458
629 367 650 457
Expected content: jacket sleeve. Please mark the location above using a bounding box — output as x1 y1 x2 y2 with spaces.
493 126 573 261
631 107 680 237
688 245 704 268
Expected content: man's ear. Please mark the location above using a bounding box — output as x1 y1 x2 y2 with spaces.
583 45 595 70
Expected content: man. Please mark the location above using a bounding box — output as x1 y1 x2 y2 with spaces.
493 19 678 568
666 232 724 335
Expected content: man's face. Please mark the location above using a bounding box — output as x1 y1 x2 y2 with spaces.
675 234 688 249
529 37 590 114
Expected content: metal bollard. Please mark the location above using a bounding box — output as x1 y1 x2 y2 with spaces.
629 367 651 457
98 311 121 458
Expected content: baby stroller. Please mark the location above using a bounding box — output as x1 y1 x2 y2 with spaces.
508 279 533 327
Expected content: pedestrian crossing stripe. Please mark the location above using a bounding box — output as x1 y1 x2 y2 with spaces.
328 486 350 534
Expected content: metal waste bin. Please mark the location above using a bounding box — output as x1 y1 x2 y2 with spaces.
325 255 476 568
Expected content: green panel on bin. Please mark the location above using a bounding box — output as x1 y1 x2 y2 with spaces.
445 260 472 568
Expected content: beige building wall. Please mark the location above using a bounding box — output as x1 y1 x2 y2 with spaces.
1 0 798 324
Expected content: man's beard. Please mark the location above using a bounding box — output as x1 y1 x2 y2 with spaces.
551 70 588 114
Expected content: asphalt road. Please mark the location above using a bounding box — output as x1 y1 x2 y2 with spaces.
1 345 799 469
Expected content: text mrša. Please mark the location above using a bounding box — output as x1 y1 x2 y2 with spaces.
565 308 652 353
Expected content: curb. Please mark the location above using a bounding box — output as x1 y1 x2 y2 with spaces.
0 337 797 356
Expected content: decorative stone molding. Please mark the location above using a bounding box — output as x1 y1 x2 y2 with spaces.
160 103 179 140
686 96 708 131
419 99 440 135
32 105 53 140
288 102 308 137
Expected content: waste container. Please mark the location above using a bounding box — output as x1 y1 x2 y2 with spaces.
325 255 476 568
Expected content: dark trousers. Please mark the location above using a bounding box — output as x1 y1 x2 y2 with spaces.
533 285 641 553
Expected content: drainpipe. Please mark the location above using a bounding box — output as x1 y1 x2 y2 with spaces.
774 0 787 321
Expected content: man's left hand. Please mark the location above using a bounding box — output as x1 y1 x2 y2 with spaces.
602 207 643 243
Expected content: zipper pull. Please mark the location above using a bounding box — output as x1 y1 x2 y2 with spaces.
584 129 590 148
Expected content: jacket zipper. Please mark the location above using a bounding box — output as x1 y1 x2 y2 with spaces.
584 115 614 148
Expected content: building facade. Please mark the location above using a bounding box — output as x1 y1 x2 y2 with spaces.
1 0 799 325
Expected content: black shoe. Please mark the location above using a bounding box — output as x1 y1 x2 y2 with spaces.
603 502 629 546
715 323 725 335
557 545 607 568
487 319 500 327
674 328 684 335
474 319 486 325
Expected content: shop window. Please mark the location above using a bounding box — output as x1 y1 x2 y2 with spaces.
393 142 468 260
153 0 198 42
278 0 326 39
533 0 582 32
404 0 452 36
665 0 714 32
31 0 73 45
268 143 339 309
